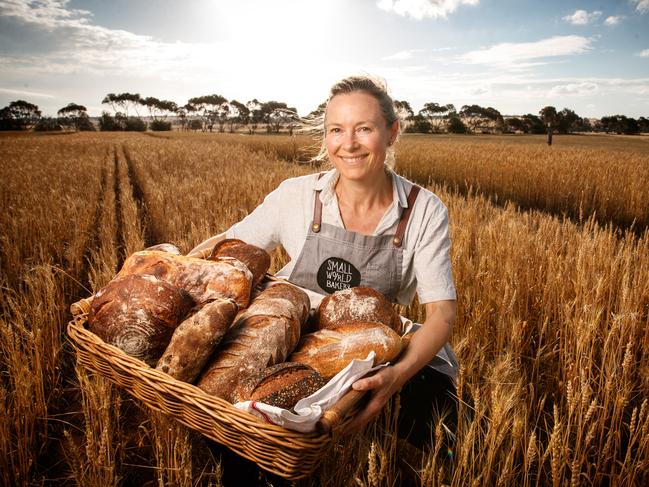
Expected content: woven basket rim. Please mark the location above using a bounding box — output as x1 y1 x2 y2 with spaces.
68 314 332 440
66 311 360 479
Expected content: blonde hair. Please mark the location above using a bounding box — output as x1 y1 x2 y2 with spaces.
307 74 403 168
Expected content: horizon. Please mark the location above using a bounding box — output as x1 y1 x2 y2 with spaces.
1 0 648 119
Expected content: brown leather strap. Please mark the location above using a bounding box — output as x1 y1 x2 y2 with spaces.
312 172 326 233
393 185 421 247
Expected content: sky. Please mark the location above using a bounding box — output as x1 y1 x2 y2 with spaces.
0 0 648 118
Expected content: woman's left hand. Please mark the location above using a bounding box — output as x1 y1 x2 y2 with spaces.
346 365 404 432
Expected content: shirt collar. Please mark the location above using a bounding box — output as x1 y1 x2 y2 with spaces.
313 168 410 209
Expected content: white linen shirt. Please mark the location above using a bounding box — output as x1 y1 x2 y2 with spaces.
225 169 456 305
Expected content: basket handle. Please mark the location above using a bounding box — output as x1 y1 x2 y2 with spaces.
316 388 367 435
70 297 93 316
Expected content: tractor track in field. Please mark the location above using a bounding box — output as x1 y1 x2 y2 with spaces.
113 145 127 269
121 143 161 248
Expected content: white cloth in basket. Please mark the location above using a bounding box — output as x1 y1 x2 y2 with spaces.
234 351 384 433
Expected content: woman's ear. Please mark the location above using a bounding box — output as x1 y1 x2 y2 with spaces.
389 120 399 145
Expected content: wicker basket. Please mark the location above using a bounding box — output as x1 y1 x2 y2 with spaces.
67 305 366 480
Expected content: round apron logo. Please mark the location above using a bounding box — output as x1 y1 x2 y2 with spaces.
317 257 361 293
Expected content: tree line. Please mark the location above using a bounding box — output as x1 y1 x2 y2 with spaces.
1 94 648 135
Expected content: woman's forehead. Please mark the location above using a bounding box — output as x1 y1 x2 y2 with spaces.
325 92 384 124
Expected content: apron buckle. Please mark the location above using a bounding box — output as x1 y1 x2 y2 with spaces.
392 236 402 247
312 223 321 233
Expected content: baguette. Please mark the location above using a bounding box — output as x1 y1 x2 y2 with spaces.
156 297 238 383
197 282 309 402
289 321 403 380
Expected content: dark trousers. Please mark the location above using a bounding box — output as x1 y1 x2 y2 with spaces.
397 366 458 451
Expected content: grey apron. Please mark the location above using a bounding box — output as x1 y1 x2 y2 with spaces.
288 173 458 381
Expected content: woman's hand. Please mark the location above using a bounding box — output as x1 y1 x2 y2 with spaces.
344 300 456 433
346 365 405 432
187 233 226 258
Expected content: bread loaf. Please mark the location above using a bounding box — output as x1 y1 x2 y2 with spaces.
144 243 182 255
318 287 402 333
208 239 270 288
232 362 326 410
289 321 403 379
197 282 310 402
88 274 194 366
156 297 238 383
116 250 253 308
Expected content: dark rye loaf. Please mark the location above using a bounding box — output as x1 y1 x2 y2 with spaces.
232 362 326 410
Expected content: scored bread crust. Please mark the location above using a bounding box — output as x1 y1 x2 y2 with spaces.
197 282 310 402
232 362 326 410
289 320 403 380
207 239 271 288
88 274 194 366
156 297 238 383
318 287 402 333
116 250 253 308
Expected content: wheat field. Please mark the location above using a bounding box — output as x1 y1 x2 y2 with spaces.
1 131 647 486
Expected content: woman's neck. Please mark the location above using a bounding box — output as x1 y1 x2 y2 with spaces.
335 168 393 213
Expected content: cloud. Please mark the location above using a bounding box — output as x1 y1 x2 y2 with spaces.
0 87 55 98
468 86 488 95
549 82 599 97
459 36 593 67
382 49 425 61
377 0 479 20
0 0 220 80
0 0 93 29
562 9 602 25
633 0 649 14
639 49 649 57
603 15 623 26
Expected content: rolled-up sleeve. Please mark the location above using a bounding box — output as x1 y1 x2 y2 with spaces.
413 204 456 304
225 180 288 252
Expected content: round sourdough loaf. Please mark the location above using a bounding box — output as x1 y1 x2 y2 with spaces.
317 286 402 333
232 362 326 410
289 321 403 380
88 274 194 366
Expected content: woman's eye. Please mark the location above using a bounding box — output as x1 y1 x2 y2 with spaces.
357 127 371 133
329 127 341 134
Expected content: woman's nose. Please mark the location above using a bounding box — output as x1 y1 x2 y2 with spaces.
341 130 359 150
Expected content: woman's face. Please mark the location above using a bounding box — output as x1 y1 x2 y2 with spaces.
325 91 398 184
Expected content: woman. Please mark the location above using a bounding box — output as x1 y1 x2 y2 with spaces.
190 75 458 449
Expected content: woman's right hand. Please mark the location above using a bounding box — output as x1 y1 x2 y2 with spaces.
187 233 226 258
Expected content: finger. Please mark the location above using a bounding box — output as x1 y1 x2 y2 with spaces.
352 374 384 391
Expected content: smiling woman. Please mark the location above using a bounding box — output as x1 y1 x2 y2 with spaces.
190 76 459 483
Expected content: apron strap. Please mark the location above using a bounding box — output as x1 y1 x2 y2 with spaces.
393 185 421 247
312 172 326 233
